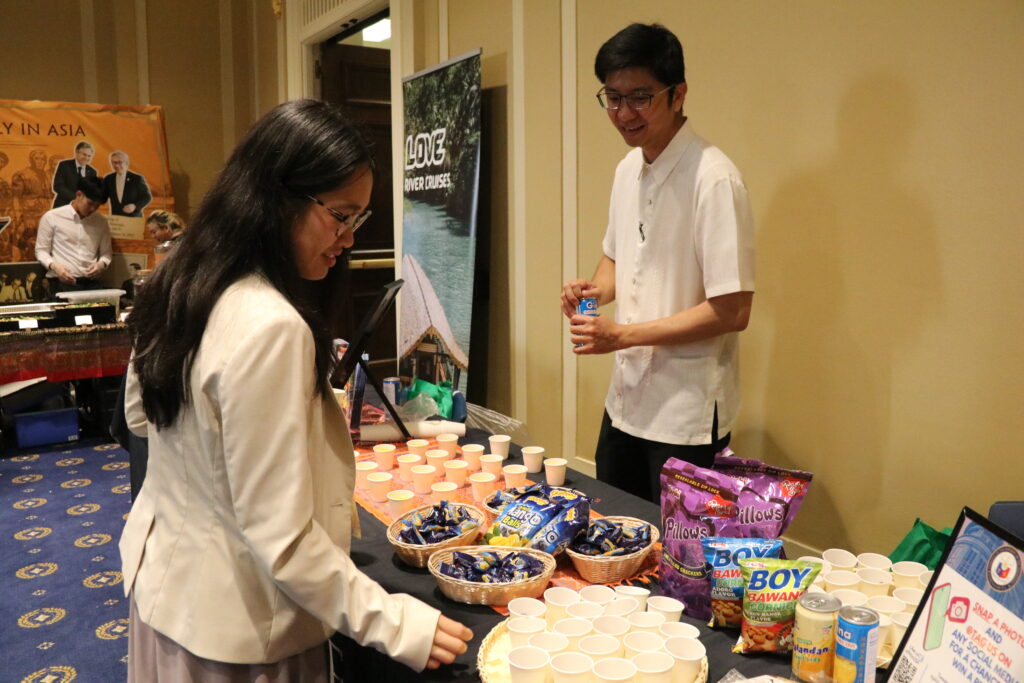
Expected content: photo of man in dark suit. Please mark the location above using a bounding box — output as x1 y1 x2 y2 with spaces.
51 141 98 208
103 150 152 217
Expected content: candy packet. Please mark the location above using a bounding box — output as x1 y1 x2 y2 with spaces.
732 558 820 654
702 537 784 628
484 484 589 554
571 518 653 556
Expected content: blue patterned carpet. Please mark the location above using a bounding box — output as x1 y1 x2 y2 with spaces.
1 440 132 683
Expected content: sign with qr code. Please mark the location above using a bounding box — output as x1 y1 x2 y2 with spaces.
886 507 1024 682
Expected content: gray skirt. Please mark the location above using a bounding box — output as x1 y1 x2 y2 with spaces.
128 598 330 682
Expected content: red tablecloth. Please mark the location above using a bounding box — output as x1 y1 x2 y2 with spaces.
0 323 131 384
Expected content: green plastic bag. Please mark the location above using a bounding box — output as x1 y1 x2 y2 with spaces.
889 518 953 570
404 378 454 420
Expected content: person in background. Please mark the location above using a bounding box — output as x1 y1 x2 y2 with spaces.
145 209 185 243
52 141 98 208
35 175 111 294
561 23 755 502
121 99 472 681
103 151 152 217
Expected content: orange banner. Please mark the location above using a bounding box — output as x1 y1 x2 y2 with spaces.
0 99 173 291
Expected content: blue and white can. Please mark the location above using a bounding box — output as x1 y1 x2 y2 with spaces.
834 605 879 683
574 297 599 348
382 377 402 406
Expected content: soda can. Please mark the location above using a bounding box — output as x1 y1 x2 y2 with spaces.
382 377 402 405
793 592 841 683
833 605 879 683
574 297 599 348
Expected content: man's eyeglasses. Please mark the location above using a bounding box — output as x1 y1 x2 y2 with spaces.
596 84 676 111
305 194 372 237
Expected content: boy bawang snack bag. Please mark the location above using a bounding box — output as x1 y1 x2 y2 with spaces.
660 451 811 622
484 484 589 554
702 537 784 628
733 558 821 654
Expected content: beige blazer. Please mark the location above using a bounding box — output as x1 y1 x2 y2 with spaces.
119 275 440 668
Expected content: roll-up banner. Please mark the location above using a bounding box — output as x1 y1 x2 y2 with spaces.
399 50 482 395
0 99 173 297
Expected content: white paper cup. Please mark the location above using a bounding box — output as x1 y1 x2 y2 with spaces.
664 636 705 683
469 471 496 502
632 650 675 683
551 651 593 683
823 569 860 592
646 595 684 623
628 610 667 633
623 630 665 660
798 555 832 573
386 489 415 518
508 645 550 683
830 589 869 607
509 596 548 619
567 601 604 621
580 633 623 661
395 453 422 482
876 613 892 658
372 443 396 471
553 617 594 651
405 438 430 456
544 458 568 486
544 586 581 628
436 432 459 456
857 552 893 572
410 464 438 495
890 611 913 652
503 464 528 489
426 449 451 469
603 597 640 618
443 459 468 486
461 443 484 471
529 631 569 657
891 561 928 590
614 585 651 612
893 587 924 613
822 548 858 570
508 616 547 649
580 584 617 606
355 460 378 489
488 433 512 459
593 615 630 639
366 471 392 503
521 446 545 473
917 569 934 590
857 567 894 597
430 481 458 504
480 454 504 476
866 594 905 619
592 657 637 682
659 621 700 640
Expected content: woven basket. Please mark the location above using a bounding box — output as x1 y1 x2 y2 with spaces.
427 545 556 605
563 516 660 584
481 491 507 525
386 503 486 568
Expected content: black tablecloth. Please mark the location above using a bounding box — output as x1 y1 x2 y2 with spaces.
334 430 794 681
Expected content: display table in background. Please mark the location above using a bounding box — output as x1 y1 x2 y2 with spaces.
0 323 131 384
334 429 794 681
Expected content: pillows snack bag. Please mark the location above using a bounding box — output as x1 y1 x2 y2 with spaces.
660 451 812 622
484 484 589 554
702 537 784 628
732 558 820 654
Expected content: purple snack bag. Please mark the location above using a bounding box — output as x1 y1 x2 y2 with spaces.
659 450 812 622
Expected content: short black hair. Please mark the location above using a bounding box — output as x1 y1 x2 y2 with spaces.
76 175 106 202
74 141 94 153
595 23 685 87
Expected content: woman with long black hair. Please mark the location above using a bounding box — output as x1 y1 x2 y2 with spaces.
120 100 472 681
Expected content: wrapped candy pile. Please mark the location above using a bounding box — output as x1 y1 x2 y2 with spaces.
571 518 652 556
438 550 546 583
397 501 479 545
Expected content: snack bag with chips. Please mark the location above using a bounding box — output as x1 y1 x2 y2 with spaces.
702 537 784 628
484 484 590 554
733 558 820 654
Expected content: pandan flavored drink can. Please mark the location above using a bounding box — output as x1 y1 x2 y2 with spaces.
793 592 841 682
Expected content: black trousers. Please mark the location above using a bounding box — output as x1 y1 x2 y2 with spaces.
594 409 730 503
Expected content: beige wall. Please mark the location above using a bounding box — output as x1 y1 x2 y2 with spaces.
1 0 281 218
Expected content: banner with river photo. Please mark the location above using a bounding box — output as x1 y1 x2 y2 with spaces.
399 50 481 397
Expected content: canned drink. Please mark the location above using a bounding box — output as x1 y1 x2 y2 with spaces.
574 297 599 348
382 377 402 405
793 592 841 683
833 605 879 683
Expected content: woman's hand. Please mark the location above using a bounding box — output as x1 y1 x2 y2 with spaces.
561 279 601 319
424 615 473 670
